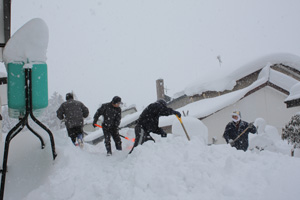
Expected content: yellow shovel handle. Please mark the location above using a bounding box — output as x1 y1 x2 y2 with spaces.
176 115 183 123
176 115 190 141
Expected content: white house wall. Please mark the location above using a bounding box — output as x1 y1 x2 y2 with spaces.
202 86 299 144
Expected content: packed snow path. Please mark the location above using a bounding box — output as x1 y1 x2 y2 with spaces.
2 123 300 200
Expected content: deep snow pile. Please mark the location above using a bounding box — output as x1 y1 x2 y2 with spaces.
2 117 300 200
249 118 292 154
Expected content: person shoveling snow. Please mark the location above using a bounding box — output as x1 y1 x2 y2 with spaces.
129 99 181 154
223 111 257 151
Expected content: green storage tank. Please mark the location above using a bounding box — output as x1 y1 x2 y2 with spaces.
7 62 48 118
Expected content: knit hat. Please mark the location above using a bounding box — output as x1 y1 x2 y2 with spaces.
66 93 73 101
112 96 122 104
232 111 241 122
157 99 167 107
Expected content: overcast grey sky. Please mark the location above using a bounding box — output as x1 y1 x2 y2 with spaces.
9 0 300 112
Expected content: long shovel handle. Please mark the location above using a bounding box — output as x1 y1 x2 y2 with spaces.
119 134 135 142
94 124 102 128
176 116 191 141
94 123 135 142
232 123 254 143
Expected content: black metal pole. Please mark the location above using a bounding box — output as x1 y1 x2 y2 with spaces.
0 68 31 200
30 115 57 159
0 68 57 200
27 68 57 159
26 122 45 149
0 119 26 200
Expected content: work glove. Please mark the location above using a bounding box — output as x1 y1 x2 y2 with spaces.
173 111 181 118
228 139 234 146
161 132 167 138
248 122 254 127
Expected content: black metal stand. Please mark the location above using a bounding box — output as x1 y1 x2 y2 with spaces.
0 68 57 200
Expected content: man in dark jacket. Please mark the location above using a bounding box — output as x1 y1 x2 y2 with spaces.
223 111 257 151
93 96 122 156
57 93 89 146
129 99 181 154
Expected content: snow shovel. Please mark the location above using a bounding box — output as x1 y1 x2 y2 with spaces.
230 123 254 144
94 124 135 142
176 116 191 141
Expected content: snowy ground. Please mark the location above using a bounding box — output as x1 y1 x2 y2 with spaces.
1 117 300 200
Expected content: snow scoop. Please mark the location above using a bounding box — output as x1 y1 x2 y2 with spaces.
231 123 254 144
94 124 135 142
176 116 191 141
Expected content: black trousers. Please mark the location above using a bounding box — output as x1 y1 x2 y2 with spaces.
103 127 122 153
129 124 166 154
67 126 83 144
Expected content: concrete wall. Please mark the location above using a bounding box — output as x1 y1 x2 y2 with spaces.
201 86 300 144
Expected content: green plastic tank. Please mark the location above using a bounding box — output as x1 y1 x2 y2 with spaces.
7 62 48 118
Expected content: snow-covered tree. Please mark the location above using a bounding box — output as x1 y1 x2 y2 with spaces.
1 92 65 134
1 105 19 134
282 114 300 148
39 92 65 130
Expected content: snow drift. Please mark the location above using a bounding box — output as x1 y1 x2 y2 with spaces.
1 117 300 200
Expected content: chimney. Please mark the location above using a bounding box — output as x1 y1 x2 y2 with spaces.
156 79 165 100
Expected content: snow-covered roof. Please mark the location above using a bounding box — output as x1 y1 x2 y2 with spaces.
285 83 300 102
120 53 300 128
158 67 268 127
269 68 298 92
160 66 300 127
121 62 300 128
121 104 137 112
120 110 142 128
179 53 300 97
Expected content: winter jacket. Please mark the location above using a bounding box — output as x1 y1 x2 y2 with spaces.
56 99 89 129
137 101 175 133
223 120 257 151
93 103 121 130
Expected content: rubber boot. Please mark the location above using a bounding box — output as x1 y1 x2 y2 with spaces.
116 142 122 151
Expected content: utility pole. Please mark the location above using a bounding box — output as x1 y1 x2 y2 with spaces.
156 79 165 100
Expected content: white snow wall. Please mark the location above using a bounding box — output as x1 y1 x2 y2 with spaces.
202 86 299 144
